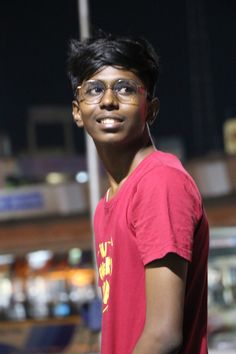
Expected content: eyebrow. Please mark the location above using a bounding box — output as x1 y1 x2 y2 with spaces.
83 78 145 87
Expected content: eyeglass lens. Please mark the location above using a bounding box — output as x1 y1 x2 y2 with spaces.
78 79 146 104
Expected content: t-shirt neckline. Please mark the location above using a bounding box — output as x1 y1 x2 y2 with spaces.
104 150 158 207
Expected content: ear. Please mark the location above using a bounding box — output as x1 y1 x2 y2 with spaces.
72 100 84 128
147 97 160 126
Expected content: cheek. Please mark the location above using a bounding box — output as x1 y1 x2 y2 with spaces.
139 101 148 122
80 106 95 124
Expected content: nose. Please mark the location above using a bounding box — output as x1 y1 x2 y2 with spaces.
99 88 119 109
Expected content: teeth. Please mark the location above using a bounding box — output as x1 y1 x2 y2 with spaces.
101 118 116 124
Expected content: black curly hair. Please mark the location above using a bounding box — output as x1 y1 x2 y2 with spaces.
67 31 160 99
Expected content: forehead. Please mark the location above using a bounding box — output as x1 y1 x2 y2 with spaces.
88 66 143 84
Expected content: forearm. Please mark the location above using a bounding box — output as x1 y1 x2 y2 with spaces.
133 254 186 354
132 329 182 354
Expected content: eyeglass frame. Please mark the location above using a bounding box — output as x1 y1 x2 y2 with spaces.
75 78 149 105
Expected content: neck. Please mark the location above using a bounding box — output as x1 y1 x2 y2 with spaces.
95 133 156 193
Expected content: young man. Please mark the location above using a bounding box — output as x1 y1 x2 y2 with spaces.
68 32 209 354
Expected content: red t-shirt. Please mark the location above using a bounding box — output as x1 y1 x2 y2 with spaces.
94 150 209 354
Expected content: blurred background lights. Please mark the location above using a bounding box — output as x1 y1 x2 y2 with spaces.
46 172 67 185
0 254 14 265
27 250 53 269
68 248 82 266
75 171 88 184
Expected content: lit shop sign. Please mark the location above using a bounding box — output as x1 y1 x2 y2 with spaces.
0 192 44 212
0 183 88 220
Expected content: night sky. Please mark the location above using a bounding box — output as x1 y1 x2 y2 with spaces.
0 0 235 158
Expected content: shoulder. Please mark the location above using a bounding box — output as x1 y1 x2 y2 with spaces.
128 151 203 223
137 151 201 201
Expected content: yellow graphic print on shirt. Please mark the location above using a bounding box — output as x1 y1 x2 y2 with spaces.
98 238 113 313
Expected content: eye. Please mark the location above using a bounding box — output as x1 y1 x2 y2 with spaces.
83 81 104 96
114 80 137 96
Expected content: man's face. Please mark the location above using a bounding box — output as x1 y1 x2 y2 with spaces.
72 66 152 147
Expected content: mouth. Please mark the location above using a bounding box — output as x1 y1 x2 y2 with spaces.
96 116 124 129
96 117 124 124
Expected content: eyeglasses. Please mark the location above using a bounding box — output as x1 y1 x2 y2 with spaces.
75 79 147 105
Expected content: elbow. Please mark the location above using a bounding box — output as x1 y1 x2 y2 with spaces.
148 328 183 353
159 331 182 353
164 334 182 353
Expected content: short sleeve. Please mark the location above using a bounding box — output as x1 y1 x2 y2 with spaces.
129 166 202 265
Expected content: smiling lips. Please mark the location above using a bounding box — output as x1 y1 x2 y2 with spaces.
96 117 124 126
100 118 120 125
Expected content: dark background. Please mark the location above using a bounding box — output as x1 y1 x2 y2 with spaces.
0 0 235 158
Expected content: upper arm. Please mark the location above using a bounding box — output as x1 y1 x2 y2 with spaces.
144 253 188 342
131 167 201 266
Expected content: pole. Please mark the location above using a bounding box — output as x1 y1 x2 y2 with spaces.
77 0 101 294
